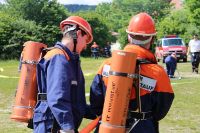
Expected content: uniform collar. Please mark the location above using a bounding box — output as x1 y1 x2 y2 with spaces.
54 42 80 61
124 44 157 64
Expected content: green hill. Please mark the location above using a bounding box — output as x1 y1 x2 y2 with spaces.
64 4 96 12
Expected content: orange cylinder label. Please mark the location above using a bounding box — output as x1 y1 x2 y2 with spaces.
99 50 137 133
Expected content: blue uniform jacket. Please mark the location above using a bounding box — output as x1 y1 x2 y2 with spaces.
33 42 88 132
165 55 177 67
165 55 177 76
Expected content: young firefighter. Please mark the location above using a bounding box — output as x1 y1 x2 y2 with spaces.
90 13 174 133
165 53 177 78
33 16 94 133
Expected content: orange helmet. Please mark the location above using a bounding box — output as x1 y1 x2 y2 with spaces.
60 16 93 44
126 12 156 36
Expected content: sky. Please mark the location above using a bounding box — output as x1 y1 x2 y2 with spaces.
57 0 112 5
0 0 112 5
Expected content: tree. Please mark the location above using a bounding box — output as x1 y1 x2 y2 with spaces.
0 11 43 59
74 11 116 56
157 9 199 44
185 0 200 26
6 0 68 26
0 0 71 59
96 0 171 48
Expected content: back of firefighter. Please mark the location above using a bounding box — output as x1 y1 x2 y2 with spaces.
187 34 200 74
165 53 177 78
90 13 174 133
33 16 94 133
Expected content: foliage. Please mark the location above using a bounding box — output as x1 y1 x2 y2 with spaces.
157 9 199 44
6 0 68 26
74 11 116 56
0 0 69 59
185 0 200 27
1 0 200 58
96 0 171 49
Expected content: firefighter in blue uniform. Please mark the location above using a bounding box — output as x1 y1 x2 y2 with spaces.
91 42 99 59
33 16 94 133
165 53 177 78
90 13 174 133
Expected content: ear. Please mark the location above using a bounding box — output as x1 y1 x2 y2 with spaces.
76 30 82 37
150 36 154 45
128 34 132 43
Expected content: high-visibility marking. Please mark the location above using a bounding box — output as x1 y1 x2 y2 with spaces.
171 81 193 85
0 75 19 79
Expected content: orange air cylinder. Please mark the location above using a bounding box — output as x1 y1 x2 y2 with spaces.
11 41 47 123
99 50 137 133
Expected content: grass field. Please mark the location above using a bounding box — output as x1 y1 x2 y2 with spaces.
0 58 200 133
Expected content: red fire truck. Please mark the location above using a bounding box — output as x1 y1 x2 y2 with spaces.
155 35 187 63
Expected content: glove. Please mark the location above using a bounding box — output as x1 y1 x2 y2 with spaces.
60 129 74 133
27 119 33 129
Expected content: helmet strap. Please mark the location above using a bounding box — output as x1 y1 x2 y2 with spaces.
73 38 77 53
63 24 78 53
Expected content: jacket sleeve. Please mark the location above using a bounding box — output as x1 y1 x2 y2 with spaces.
152 69 174 121
46 55 74 130
90 74 106 116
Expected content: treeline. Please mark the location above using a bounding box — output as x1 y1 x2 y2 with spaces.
64 4 96 12
0 0 200 59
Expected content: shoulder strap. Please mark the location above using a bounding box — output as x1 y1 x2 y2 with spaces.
137 58 156 64
43 47 70 61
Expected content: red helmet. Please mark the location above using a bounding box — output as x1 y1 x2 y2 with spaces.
126 12 156 36
60 16 93 44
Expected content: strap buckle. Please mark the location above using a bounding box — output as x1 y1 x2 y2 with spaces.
129 111 152 120
37 93 47 101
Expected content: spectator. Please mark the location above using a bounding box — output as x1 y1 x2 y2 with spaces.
187 34 200 74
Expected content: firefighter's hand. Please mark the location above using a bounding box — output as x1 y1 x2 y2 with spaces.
27 119 33 129
59 130 74 133
126 128 130 133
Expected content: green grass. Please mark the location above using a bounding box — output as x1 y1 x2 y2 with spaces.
0 59 200 133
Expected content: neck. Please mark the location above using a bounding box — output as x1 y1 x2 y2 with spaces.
61 37 74 52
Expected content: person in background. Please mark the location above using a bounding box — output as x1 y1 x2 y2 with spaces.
103 42 111 57
33 16 95 133
165 53 177 78
187 34 200 74
91 42 99 59
90 12 174 133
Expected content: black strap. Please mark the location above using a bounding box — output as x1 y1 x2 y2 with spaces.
37 93 47 101
109 71 137 79
51 117 60 133
129 111 152 120
109 71 128 77
73 39 77 53
134 64 141 113
137 58 154 64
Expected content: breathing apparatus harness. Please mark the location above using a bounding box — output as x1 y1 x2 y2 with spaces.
127 58 157 133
